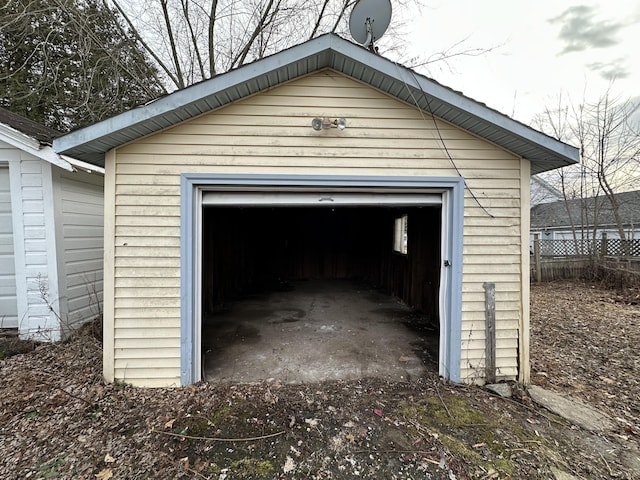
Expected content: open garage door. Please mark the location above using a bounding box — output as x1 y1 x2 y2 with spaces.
181 175 464 385
200 203 442 382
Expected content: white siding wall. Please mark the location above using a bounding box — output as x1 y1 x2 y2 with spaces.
0 164 18 329
55 169 104 332
18 157 61 340
11 154 61 340
107 70 525 386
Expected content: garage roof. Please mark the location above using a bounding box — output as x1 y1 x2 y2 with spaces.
0 107 104 174
0 107 61 145
53 34 579 175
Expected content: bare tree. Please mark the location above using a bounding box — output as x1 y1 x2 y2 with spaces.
106 0 359 90
535 89 640 243
104 0 496 92
589 95 640 241
534 95 585 248
2 0 498 128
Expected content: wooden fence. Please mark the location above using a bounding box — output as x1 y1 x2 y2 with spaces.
531 235 640 285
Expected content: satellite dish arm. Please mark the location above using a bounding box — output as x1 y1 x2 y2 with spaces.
364 17 374 51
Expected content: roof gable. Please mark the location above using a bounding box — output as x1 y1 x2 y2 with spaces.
53 34 579 173
120 70 528 177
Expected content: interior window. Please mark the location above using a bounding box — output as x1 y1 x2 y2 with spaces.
393 214 408 254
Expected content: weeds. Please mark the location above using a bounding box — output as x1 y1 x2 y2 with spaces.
16 274 103 343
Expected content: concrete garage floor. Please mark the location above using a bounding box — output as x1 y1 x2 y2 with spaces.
202 280 439 383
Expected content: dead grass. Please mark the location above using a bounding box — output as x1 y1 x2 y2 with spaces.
0 335 36 361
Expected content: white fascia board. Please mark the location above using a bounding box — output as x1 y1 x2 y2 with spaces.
29 146 74 171
0 123 73 171
61 155 105 175
0 123 41 151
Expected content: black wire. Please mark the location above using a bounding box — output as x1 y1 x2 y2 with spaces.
396 62 495 218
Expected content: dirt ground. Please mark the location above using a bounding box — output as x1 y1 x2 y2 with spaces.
530 282 640 431
1 281 639 479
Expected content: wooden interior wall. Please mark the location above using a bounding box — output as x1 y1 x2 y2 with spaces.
398 208 441 320
202 207 440 320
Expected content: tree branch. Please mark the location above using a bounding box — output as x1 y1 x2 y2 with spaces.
231 0 277 69
309 0 331 39
208 0 218 76
108 0 181 89
180 0 206 81
331 0 351 33
160 0 185 89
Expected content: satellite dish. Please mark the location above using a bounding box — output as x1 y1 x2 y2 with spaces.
349 0 392 52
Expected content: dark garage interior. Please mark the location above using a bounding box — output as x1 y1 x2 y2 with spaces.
201 205 442 382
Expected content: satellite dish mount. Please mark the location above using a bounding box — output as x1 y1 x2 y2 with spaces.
349 0 392 53
363 17 375 51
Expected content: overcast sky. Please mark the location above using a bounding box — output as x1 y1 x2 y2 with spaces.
397 1 639 124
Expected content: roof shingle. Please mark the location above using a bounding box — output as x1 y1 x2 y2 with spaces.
0 107 61 144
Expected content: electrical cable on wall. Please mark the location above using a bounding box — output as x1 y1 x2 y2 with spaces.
393 62 495 218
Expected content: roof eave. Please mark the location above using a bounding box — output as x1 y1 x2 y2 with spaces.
0 122 43 151
53 36 342 167
0 123 74 171
53 34 579 172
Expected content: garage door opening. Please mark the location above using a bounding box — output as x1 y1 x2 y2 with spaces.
180 175 464 385
200 205 441 382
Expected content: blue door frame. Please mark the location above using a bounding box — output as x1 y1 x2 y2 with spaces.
180 174 464 385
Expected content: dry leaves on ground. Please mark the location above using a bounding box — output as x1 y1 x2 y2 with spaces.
531 281 640 434
0 280 639 479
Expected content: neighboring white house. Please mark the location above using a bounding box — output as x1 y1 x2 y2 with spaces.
530 175 562 207
0 108 104 341
531 190 640 243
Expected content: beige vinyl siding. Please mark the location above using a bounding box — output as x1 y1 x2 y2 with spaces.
109 69 524 386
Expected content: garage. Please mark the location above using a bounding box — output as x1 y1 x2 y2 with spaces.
53 34 579 387
200 191 443 382
1 109 105 340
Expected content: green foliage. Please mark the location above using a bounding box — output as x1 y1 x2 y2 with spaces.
0 0 165 131
399 395 523 477
38 455 66 478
